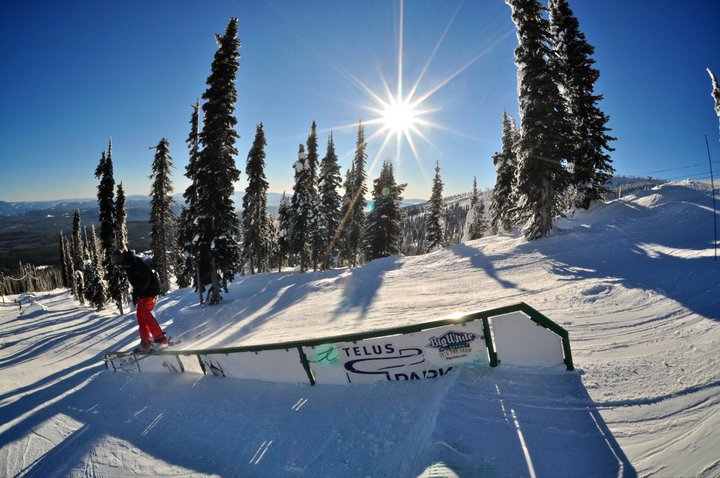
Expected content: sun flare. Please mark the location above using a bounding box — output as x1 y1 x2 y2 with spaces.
380 96 419 135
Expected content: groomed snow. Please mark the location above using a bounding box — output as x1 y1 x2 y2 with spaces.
1 180 718 477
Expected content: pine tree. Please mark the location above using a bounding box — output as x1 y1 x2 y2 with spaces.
490 112 519 233
242 123 270 275
194 18 243 304
115 183 129 250
317 132 342 269
466 199 488 241
507 0 573 240
110 182 130 312
149 138 177 294
470 177 479 210
58 232 69 288
425 161 445 252
346 122 368 267
465 176 487 241
291 144 313 272
364 161 406 261
177 101 201 292
84 225 108 310
548 0 614 209
59 232 78 295
94 140 116 253
305 122 322 270
338 167 355 265
71 210 85 304
276 192 291 272
709 68 720 129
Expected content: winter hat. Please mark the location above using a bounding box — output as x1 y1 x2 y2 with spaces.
110 249 126 266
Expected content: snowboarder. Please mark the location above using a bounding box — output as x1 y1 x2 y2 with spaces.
111 250 169 352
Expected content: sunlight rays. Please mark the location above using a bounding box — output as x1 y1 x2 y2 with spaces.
346 0 510 181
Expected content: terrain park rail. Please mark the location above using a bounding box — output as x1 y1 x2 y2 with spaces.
105 302 574 385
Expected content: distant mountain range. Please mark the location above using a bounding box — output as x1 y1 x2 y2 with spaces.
0 192 427 218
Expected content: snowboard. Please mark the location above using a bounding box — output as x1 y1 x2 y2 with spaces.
108 337 181 358
104 338 184 374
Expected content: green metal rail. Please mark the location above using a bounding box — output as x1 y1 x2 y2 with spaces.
105 302 574 377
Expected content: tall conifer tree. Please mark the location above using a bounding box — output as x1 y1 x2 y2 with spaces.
425 161 445 252
194 18 242 304
149 138 177 294
490 112 519 233
305 122 323 270
548 0 614 209
507 0 572 239
291 144 313 272
276 192 291 272
346 122 368 267
71 210 85 304
84 225 108 310
178 101 201 292
242 123 270 274
317 132 342 269
466 186 488 242
364 161 406 261
110 182 130 312
95 140 116 253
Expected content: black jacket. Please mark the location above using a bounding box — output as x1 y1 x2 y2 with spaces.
123 252 161 299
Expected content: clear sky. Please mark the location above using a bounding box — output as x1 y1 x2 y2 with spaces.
1 0 719 202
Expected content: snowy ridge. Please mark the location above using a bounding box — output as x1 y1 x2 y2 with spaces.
1 180 718 477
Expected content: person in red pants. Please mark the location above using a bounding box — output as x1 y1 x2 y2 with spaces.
111 250 169 352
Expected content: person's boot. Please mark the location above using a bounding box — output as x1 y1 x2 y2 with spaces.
133 340 152 353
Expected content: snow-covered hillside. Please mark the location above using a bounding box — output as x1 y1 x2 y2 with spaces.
1 180 718 477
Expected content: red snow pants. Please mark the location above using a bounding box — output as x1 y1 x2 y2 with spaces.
136 296 164 344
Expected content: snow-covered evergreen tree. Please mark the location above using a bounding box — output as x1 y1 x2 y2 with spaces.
466 199 488 241
276 192 291 272
58 232 74 290
195 18 243 304
317 132 342 269
346 122 368 267
110 182 130 312
548 0 615 209
339 167 354 265
94 140 116 253
149 138 177 294
242 123 270 275
305 122 323 271
364 161 406 261
708 68 720 131
507 0 572 240
464 177 487 241
177 100 201 292
489 113 518 234
291 144 313 272
84 225 108 310
71 210 85 304
114 183 128 251
425 161 445 252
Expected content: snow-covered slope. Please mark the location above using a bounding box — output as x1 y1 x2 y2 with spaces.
1 180 718 477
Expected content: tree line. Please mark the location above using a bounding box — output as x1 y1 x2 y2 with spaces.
52 0 614 309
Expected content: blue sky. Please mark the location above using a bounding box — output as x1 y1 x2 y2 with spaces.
1 0 719 202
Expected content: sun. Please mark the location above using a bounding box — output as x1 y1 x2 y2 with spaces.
379 96 419 135
335 0 511 178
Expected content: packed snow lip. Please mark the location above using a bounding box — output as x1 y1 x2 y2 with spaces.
3 180 719 477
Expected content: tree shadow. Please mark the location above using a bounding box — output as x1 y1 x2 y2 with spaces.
450 243 524 292
166 269 347 346
333 255 404 321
